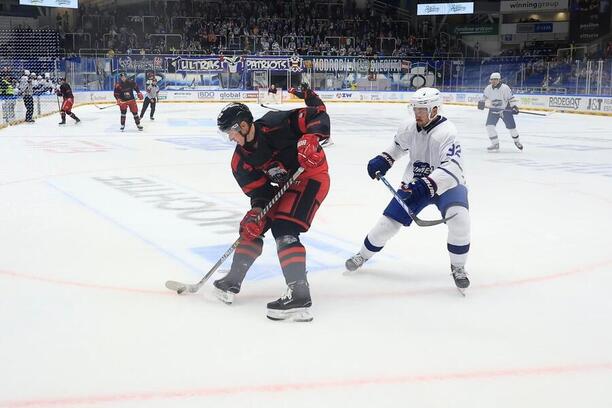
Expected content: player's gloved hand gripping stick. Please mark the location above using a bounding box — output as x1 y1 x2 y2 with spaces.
165 167 305 295
375 171 455 227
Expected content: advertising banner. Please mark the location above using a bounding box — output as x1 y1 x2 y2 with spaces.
500 0 568 12
304 57 407 73
454 25 498 35
116 56 165 72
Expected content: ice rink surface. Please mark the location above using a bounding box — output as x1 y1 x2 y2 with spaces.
1 101 611 407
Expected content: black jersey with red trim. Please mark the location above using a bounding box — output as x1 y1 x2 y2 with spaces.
57 83 74 100
231 108 329 209
113 79 140 101
292 89 325 109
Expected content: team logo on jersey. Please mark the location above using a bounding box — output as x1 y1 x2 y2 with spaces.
413 161 433 178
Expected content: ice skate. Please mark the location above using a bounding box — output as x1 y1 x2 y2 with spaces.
451 264 470 295
137 124 143 131
212 275 242 305
120 125 125 131
487 143 499 152
344 253 366 273
58 120 66 125
266 280 313 322
513 139 523 150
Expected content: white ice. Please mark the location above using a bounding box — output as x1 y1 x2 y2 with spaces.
1 101 611 408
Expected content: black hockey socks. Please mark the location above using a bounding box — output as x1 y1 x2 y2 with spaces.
214 238 263 293
276 235 307 284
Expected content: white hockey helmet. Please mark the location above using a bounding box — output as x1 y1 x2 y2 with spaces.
30 72 36 78
410 87 442 113
490 72 501 80
24 69 30 76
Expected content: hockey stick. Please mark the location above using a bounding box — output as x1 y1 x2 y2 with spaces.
376 172 455 227
513 110 550 117
165 167 305 295
94 103 115 110
260 103 281 111
485 106 551 117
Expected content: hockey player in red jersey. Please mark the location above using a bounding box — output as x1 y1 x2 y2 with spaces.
215 102 331 322
113 72 143 131
56 78 80 125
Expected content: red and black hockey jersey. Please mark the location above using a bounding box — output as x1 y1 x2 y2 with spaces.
290 89 325 110
113 79 140 102
56 83 74 100
231 107 330 209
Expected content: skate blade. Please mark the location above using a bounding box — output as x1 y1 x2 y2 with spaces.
213 287 235 305
456 287 467 297
267 307 313 322
342 268 359 276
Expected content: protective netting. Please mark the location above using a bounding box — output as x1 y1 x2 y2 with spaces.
0 30 62 126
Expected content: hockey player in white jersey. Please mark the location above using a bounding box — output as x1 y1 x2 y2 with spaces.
478 72 523 151
345 87 471 291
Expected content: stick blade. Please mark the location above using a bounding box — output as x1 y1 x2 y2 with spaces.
413 212 457 227
165 280 189 294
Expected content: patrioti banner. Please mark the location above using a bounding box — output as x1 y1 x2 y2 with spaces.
244 55 303 72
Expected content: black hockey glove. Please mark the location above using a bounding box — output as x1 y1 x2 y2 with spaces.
477 100 485 110
367 153 394 179
511 106 519 115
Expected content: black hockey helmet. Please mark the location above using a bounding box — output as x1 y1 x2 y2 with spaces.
300 82 309 90
217 103 253 132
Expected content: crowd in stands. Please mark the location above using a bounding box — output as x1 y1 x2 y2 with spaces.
56 0 463 57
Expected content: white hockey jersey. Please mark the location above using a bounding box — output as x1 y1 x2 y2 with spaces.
383 116 465 195
145 80 159 99
480 83 517 109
